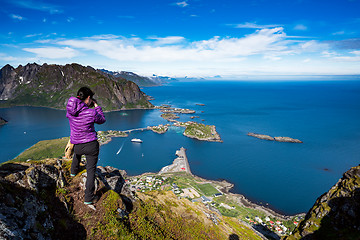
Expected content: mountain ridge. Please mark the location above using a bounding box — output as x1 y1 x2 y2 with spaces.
99 69 175 87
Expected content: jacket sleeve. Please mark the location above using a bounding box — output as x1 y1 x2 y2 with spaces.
94 106 106 124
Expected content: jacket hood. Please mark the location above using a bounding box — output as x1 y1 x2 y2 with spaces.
66 96 87 116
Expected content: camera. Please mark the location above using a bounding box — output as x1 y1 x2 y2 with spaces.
88 97 97 108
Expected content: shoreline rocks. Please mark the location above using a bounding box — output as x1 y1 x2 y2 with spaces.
0 116 7 125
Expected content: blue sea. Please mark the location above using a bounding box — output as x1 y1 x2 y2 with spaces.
1 80 360 215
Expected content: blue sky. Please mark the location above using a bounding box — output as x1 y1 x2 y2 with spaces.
1 0 360 79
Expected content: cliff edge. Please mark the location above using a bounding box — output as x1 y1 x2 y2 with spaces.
286 165 360 240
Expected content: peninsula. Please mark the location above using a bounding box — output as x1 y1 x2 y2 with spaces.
158 147 192 175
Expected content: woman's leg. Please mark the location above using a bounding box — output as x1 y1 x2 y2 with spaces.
71 145 81 175
83 141 99 203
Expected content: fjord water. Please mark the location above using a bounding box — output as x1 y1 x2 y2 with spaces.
1 81 360 215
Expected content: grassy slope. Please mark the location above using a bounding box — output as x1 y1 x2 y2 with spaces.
8 137 69 163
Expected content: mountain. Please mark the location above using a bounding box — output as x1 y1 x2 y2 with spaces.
0 63 154 111
99 69 175 87
286 165 360 240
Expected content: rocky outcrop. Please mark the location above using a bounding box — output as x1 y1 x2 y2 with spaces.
247 132 303 143
274 137 302 143
0 117 7 125
0 159 133 239
0 63 154 111
247 133 274 141
286 165 360 239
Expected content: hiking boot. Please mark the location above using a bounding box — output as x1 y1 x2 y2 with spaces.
84 195 99 205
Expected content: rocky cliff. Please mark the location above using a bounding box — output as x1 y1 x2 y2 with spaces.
0 63 153 111
286 165 360 240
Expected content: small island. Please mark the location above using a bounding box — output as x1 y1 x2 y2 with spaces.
157 104 222 143
157 105 196 114
147 124 169 134
98 130 128 145
248 132 303 143
183 122 222 142
160 113 180 121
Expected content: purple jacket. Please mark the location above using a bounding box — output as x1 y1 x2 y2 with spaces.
66 96 106 144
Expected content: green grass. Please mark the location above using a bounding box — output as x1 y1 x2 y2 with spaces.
184 123 214 139
9 137 69 163
194 183 220 196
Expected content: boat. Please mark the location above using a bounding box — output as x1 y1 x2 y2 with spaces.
131 138 143 143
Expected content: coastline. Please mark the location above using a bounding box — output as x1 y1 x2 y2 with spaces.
2 105 298 218
181 174 304 220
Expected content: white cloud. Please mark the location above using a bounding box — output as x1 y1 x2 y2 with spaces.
25 33 43 38
56 28 289 63
6 0 62 14
231 22 281 29
350 50 360 55
147 36 185 45
0 53 17 61
333 50 360 62
322 50 338 57
298 40 329 52
22 47 78 59
11 27 360 77
175 1 189 7
333 56 360 62
294 24 307 31
10 14 25 21
332 30 345 35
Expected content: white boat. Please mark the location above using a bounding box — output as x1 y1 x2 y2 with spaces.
131 138 143 143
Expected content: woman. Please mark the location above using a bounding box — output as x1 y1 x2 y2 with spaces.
66 87 106 205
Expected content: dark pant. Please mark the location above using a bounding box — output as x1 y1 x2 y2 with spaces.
71 140 99 202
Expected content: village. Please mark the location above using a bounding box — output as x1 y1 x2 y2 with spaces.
125 172 303 238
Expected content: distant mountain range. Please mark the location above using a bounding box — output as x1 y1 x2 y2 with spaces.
0 63 154 111
99 69 177 87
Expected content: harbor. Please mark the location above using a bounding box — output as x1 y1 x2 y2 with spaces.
159 147 192 175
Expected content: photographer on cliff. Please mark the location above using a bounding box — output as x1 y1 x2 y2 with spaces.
66 86 106 205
